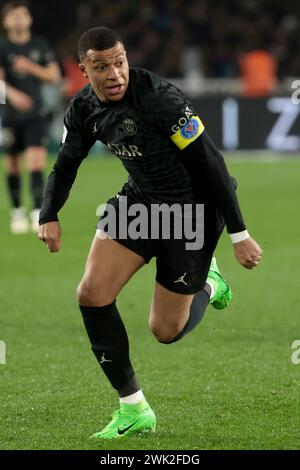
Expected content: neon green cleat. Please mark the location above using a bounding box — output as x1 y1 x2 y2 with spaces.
90 399 156 439
207 257 232 310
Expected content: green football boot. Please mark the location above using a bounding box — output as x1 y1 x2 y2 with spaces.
207 257 232 310
90 398 156 439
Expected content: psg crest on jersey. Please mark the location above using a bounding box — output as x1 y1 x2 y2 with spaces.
180 118 200 139
123 119 137 136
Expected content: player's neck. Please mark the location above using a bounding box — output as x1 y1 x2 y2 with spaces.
8 29 31 45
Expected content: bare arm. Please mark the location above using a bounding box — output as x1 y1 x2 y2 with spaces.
12 57 61 85
0 66 33 111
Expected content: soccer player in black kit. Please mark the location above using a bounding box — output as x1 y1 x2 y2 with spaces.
38 27 262 439
0 1 60 233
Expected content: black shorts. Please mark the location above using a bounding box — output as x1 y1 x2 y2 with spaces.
97 183 225 295
1 115 49 155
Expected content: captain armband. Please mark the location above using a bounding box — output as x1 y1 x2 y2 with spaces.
170 116 205 150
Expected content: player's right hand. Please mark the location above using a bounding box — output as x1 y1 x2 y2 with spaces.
8 89 33 112
38 221 62 253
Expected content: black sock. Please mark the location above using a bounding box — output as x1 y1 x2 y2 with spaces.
80 302 140 397
30 171 44 209
161 284 211 344
7 174 21 208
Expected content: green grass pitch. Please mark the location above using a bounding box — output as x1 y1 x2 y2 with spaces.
0 153 299 450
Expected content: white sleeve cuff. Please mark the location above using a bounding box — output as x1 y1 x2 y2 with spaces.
229 230 250 244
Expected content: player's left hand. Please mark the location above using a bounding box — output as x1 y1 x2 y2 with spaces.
233 236 263 269
13 55 36 75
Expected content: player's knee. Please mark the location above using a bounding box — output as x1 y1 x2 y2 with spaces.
76 279 115 307
149 319 182 344
76 281 93 305
25 147 47 171
6 158 20 174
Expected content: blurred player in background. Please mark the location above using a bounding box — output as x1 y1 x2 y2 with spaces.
38 27 262 439
0 0 61 233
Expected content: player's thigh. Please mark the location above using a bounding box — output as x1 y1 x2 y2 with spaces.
77 229 146 306
24 118 48 171
24 146 47 171
2 125 22 169
4 153 21 174
149 281 194 335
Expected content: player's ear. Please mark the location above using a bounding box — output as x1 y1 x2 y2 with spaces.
79 63 89 79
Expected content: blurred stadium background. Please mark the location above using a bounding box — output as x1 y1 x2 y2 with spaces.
1 0 299 152
0 0 299 451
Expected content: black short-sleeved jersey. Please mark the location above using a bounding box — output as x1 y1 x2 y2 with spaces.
0 35 55 120
40 67 246 233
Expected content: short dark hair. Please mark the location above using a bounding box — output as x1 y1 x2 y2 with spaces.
2 0 31 18
78 27 123 61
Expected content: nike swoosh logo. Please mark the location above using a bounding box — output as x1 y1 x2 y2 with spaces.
118 421 139 435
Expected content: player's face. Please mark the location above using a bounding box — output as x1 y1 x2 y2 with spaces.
80 42 129 102
3 6 32 33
